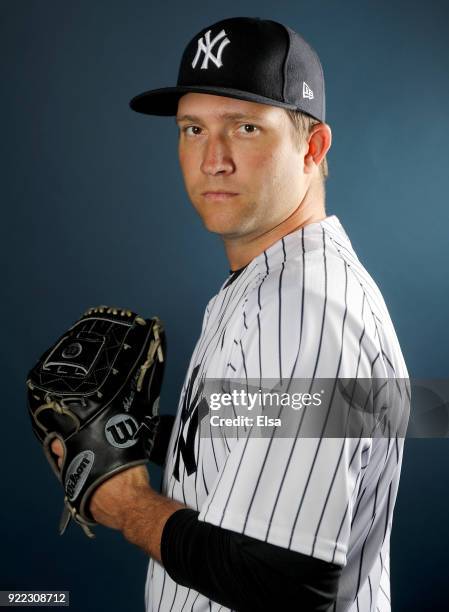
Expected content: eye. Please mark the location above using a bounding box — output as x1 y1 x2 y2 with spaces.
238 124 259 134
182 125 202 136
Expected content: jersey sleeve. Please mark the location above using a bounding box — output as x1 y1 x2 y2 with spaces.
198 255 389 567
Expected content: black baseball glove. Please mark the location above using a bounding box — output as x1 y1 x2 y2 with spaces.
26 305 165 538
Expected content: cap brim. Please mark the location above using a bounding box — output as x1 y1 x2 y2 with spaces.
129 85 298 116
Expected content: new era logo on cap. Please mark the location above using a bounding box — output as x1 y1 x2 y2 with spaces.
303 81 314 100
192 29 231 70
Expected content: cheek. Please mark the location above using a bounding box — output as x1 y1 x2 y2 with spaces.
251 138 294 173
244 148 277 171
241 148 291 197
178 147 198 187
264 146 303 191
236 149 277 194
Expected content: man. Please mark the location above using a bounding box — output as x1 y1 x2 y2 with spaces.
52 17 409 611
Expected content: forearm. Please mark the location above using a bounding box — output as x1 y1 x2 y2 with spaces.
121 485 185 562
116 485 341 611
160 509 342 611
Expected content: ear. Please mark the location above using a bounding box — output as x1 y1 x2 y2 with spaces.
304 123 332 174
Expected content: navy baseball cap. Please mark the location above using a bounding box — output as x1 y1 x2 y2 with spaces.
129 17 326 122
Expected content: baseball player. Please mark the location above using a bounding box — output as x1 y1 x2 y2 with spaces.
51 17 409 612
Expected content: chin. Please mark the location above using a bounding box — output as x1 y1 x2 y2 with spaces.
202 218 239 236
193 207 234 235
191 195 257 237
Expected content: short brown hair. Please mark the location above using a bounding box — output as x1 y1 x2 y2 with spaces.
285 109 329 181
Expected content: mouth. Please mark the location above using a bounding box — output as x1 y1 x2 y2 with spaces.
201 191 239 201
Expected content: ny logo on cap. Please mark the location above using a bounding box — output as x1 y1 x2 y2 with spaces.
192 29 230 70
303 81 314 100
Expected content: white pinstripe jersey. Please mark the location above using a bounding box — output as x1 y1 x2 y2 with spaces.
145 215 409 612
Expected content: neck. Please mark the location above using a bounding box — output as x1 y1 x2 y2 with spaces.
224 182 326 272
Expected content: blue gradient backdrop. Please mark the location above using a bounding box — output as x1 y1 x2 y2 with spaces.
1 1 448 610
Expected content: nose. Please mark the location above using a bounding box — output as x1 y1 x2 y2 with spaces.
200 135 235 176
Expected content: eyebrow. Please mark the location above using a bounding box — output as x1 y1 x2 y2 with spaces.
175 112 265 124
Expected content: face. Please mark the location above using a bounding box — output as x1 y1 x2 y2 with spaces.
176 93 310 240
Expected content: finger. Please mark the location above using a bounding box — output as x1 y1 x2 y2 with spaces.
50 439 64 469
51 439 63 456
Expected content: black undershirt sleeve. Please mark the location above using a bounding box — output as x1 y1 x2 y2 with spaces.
161 508 342 612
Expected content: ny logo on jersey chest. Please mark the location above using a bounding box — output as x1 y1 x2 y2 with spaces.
191 29 231 69
172 364 209 480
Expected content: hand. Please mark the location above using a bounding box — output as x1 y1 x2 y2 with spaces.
50 439 185 560
50 439 151 532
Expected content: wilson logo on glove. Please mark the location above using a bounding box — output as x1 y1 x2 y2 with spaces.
65 451 95 501
105 414 139 448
